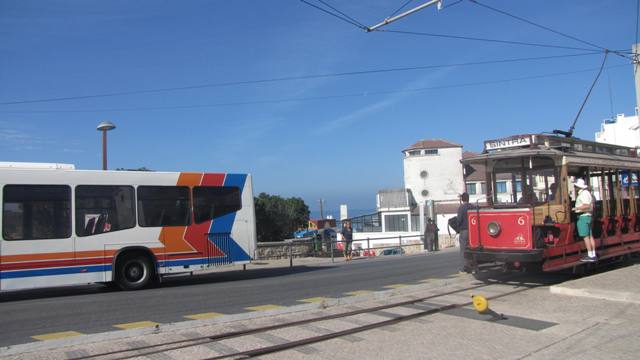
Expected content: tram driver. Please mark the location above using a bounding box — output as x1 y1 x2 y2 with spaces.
518 185 538 205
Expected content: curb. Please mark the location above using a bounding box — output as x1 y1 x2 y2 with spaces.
549 285 640 304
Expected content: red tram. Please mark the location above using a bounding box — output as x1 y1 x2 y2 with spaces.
462 134 640 272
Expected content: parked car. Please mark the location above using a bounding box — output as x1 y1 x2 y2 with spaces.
379 247 405 256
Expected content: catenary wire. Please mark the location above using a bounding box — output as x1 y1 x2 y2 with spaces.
2 64 627 114
377 29 603 52
388 0 415 18
299 0 366 30
315 0 367 28
0 52 603 106
467 0 631 60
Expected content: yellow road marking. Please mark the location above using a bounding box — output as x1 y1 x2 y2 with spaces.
245 304 285 311
32 331 83 341
419 278 438 283
384 284 408 289
113 321 160 330
298 297 332 303
184 312 225 320
345 290 373 296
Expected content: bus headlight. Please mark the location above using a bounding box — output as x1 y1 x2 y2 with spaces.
487 221 501 237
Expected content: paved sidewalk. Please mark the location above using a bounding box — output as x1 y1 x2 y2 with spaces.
2 259 639 359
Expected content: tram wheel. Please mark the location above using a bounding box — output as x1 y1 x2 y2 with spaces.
116 254 154 290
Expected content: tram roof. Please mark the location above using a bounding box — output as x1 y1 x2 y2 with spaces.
463 134 640 169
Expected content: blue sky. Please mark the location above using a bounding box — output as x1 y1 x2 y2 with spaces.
1 0 638 217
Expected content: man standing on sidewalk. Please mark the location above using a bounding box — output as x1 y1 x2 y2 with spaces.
456 192 473 272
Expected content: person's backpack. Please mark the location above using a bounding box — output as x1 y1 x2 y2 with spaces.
448 216 460 234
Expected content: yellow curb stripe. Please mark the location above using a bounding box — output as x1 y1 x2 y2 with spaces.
184 312 225 320
113 321 160 330
345 290 373 296
245 304 285 311
419 278 438 283
32 331 84 341
384 284 408 289
298 297 332 303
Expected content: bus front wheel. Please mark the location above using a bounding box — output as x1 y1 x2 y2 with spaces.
116 254 154 290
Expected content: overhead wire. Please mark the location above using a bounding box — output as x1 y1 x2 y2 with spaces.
388 0 415 18
0 52 604 106
298 0 366 30
300 0 366 30
376 29 600 52
467 0 632 60
1 63 628 114
315 0 367 28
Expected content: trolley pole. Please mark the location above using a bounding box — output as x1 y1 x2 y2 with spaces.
366 0 443 32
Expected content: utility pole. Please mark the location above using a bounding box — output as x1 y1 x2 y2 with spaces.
366 0 443 32
633 44 640 114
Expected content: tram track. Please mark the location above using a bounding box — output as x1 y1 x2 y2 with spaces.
69 275 541 360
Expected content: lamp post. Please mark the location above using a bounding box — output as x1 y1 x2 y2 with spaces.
96 121 116 170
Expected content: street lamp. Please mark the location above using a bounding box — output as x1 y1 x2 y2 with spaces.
97 121 116 170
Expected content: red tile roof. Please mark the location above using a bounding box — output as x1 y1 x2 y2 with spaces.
403 139 462 152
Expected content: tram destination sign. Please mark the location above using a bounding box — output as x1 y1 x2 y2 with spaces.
484 136 532 151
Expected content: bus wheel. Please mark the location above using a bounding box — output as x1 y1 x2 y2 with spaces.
116 254 154 290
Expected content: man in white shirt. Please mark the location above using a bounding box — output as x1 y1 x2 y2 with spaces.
573 178 596 262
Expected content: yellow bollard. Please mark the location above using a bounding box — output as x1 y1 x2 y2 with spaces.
471 294 505 321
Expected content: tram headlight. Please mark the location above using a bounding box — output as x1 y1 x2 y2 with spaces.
487 221 501 237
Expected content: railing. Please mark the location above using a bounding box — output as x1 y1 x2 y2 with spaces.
257 233 440 267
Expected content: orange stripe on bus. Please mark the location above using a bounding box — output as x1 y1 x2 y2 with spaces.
0 248 165 263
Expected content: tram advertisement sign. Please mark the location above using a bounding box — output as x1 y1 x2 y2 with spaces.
484 136 532 151
620 171 639 187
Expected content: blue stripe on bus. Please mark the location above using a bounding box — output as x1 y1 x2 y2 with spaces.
205 174 251 262
0 265 111 279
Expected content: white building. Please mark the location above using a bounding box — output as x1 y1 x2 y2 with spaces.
402 139 465 203
595 112 640 148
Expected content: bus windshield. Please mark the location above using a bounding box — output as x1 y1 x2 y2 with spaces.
492 156 558 206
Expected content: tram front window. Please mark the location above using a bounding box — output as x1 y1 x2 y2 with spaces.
492 157 558 206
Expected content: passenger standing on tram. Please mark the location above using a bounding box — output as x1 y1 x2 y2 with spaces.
573 179 596 262
456 192 473 272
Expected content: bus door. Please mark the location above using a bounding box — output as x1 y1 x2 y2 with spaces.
1 185 73 290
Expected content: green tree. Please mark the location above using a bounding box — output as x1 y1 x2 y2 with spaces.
254 192 310 242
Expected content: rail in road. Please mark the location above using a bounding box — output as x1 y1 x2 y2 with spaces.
68 274 540 360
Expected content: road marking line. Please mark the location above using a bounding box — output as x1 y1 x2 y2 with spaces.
298 297 332 303
419 278 438 283
32 331 84 341
113 321 160 330
184 312 225 320
245 304 285 311
384 284 408 289
345 290 373 296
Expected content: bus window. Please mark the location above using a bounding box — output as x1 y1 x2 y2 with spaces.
137 186 191 227
193 186 241 223
76 185 135 236
2 185 71 240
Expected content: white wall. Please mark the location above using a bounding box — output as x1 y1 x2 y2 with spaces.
595 113 640 148
403 147 464 204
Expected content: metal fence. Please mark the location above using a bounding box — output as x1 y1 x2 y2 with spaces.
256 233 444 267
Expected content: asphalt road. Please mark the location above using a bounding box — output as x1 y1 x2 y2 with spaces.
0 249 475 347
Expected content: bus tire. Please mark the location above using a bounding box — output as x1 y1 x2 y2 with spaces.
115 253 154 291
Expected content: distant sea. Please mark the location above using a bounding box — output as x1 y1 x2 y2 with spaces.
309 208 376 220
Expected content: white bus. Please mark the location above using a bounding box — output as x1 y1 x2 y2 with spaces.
0 162 257 291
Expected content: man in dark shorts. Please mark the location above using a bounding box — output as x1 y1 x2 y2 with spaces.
342 221 353 261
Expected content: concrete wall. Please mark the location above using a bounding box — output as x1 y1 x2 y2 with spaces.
403 146 464 204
